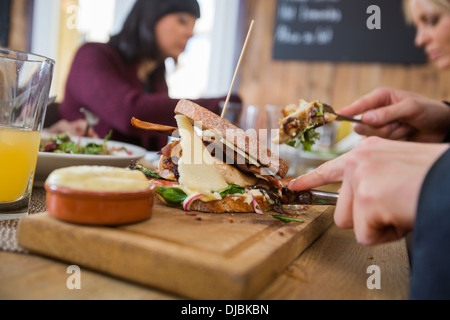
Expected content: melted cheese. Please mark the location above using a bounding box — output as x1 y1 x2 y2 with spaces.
176 115 229 198
46 166 150 192
242 189 264 205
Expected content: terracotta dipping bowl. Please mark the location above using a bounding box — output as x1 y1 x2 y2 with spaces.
45 183 155 226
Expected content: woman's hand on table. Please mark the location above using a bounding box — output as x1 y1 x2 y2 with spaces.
45 119 99 138
338 87 450 143
288 137 449 245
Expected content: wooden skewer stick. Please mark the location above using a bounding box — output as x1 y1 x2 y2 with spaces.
221 20 255 119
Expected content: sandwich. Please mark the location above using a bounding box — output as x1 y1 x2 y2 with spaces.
273 99 337 151
130 99 297 214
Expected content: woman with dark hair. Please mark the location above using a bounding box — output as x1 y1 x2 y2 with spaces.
55 0 240 151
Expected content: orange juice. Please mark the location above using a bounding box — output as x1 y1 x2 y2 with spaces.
0 128 41 202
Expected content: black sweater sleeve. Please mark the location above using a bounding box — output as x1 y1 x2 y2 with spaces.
409 149 450 300
443 101 450 142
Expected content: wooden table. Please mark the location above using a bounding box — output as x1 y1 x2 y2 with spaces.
0 171 411 300
0 223 410 300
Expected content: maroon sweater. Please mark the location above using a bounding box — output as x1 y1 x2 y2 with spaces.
59 43 233 151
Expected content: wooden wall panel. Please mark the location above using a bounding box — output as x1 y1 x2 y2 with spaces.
8 0 31 51
238 0 450 130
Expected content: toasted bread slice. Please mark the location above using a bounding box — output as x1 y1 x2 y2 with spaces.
175 100 289 178
155 194 271 213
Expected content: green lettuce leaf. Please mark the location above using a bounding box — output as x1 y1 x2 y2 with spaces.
219 184 246 197
286 128 321 152
271 215 305 224
155 187 188 206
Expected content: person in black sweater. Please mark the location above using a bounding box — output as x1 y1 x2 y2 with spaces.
289 0 450 300
288 87 450 300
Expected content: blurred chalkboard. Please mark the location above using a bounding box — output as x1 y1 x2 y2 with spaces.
0 0 11 47
273 0 426 64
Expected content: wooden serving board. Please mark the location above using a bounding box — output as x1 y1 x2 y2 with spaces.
17 204 334 300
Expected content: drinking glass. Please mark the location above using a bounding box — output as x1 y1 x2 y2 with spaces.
0 48 54 221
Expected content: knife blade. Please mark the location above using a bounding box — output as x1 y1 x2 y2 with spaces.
284 190 339 206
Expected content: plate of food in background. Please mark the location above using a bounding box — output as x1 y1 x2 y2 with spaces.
34 132 147 186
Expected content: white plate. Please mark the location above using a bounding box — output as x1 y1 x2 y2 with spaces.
35 134 147 186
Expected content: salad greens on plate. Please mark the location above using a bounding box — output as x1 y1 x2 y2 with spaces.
39 131 130 156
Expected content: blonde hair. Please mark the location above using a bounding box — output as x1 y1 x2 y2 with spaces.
403 0 450 23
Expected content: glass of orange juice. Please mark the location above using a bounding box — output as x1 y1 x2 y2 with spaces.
0 48 54 221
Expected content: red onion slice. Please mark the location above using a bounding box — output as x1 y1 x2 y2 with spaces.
252 195 264 215
183 193 204 212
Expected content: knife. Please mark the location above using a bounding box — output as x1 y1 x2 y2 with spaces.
284 190 339 206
